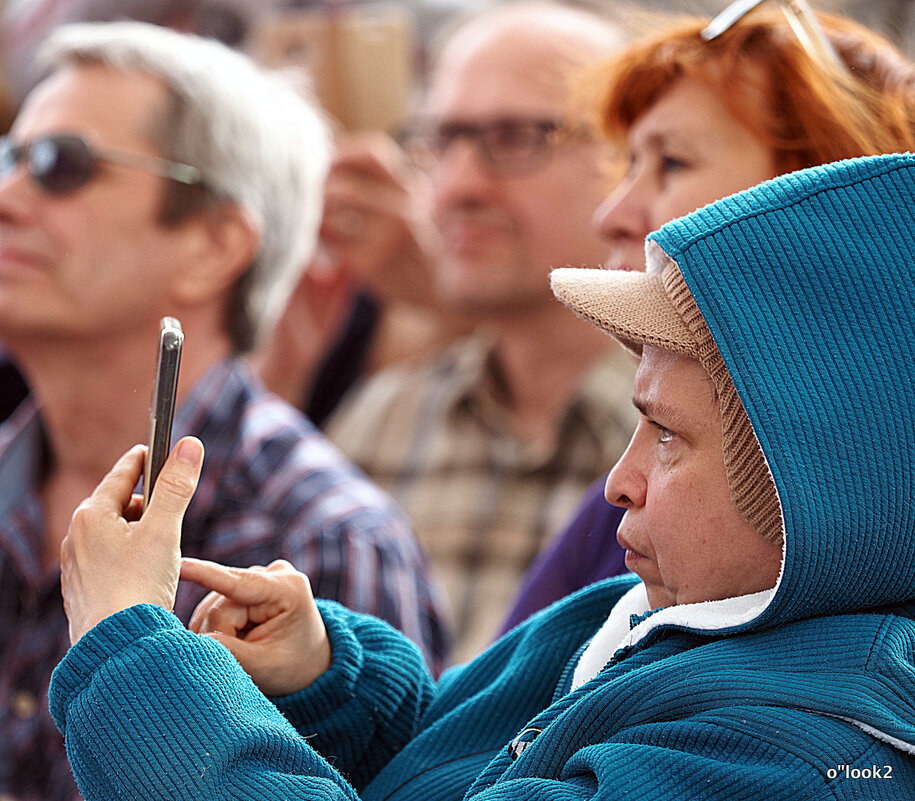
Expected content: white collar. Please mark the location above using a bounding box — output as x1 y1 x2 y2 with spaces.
572 583 649 690
572 582 778 690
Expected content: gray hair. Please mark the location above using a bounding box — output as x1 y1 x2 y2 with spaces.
36 21 331 352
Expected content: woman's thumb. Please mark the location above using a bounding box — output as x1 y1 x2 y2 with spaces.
144 437 204 522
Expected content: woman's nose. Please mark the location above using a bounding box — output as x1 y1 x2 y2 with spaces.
604 431 647 509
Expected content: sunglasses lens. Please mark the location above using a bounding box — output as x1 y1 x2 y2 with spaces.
0 137 20 177
31 136 95 193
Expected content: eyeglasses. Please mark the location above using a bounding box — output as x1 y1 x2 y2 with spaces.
0 133 203 195
701 0 849 76
398 117 582 176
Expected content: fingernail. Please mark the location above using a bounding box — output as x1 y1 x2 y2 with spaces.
175 437 203 466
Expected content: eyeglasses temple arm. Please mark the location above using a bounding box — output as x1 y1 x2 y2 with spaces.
95 146 202 186
701 0 768 40
779 0 846 71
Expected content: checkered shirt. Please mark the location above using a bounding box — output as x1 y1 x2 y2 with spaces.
325 334 637 662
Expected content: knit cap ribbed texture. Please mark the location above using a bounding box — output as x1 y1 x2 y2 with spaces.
663 264 783 546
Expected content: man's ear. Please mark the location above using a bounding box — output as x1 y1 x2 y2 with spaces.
171 202 261 305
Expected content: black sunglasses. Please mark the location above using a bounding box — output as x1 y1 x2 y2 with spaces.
0 133 203 195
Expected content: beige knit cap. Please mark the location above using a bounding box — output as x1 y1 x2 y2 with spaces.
551 244 784 546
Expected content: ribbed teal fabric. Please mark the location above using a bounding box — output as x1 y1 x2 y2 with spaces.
51 584 915 800
49 154 915 799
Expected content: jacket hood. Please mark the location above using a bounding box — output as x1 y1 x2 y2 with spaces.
553 153 915 640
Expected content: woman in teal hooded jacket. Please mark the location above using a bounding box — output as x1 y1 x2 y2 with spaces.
50 147 915 799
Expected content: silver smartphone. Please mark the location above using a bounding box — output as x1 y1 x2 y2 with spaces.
142 317 184 510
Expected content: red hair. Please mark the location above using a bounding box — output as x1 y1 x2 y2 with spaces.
581 9 915 172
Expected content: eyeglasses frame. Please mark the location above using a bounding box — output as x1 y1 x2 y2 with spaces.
398 116 586 176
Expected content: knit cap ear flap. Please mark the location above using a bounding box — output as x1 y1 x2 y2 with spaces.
662 259 785 547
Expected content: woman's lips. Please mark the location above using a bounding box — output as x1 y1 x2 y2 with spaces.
0 246 48 277
617 532 648 566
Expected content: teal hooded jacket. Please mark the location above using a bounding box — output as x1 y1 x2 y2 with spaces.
50 153 915 800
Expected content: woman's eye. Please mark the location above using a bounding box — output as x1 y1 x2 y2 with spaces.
659 154 688 174
649 421 676 443
641 417 678 447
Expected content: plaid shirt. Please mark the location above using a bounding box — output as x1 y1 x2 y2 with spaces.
0 358 450 801
325 334 637 662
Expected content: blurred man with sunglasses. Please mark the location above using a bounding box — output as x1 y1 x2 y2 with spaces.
308 1 637 662
0 21 449 801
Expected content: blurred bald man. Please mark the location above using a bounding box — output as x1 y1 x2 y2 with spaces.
323 1 636 661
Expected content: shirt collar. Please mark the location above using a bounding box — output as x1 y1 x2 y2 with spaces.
445 335 636 451
0 400 45 521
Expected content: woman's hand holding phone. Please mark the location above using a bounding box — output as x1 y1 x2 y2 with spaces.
60 437 205 645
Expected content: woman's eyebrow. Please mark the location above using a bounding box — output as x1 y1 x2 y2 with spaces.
632 396 690 429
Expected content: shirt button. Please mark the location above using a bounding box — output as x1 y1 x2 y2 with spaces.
11 690 38 720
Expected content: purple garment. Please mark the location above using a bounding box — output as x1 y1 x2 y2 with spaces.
499 475 628 635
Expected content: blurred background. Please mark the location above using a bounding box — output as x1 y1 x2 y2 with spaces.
0 0 912 137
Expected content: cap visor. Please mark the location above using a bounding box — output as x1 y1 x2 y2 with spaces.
550 267 697 356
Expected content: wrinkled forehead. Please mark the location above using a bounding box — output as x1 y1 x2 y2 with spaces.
635 344 721 424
